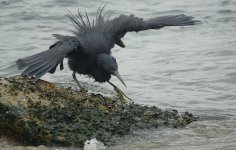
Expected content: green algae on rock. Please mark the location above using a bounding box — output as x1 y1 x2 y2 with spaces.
0 76 197 147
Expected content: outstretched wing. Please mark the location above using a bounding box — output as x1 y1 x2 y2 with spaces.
109 14 201 47
16 35 79 81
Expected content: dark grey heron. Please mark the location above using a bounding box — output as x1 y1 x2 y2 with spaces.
16 6 200 99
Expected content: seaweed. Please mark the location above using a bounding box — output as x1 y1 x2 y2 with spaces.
0 76 197 147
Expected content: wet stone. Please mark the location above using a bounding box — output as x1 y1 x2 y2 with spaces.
0 76 197 148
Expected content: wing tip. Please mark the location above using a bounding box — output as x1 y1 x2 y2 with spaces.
16 59 27 70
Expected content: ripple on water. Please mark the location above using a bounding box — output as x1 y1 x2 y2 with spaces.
0 0 236 149
109 120 236 150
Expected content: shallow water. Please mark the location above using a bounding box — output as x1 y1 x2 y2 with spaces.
0 0 236 149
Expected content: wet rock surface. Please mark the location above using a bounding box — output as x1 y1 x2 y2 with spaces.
0 76 197 147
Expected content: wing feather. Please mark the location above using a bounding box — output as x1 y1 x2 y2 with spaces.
16 36 79 81
109 14 200 47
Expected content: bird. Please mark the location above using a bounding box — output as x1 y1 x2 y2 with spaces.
16 6 200 99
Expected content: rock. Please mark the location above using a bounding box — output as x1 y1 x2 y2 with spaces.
84 138 106 150
0 76 197 148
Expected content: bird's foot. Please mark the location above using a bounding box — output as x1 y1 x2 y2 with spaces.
107 81 133 102
74 82 87 92
79 87 88 93
73 80 87 92
113 86 132 102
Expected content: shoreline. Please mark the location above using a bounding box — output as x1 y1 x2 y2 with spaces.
0 76 196 148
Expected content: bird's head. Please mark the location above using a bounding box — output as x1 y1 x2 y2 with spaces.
97 54 126 87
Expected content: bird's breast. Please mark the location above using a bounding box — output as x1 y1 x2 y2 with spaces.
68 54 111 83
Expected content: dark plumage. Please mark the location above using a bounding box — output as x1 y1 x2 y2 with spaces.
16 6 200 97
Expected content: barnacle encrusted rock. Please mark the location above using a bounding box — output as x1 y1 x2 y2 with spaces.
0 76 196 147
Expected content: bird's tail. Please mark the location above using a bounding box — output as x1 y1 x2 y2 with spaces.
148 14 201 27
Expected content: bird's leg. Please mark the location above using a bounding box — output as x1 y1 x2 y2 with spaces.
72 71 84 90
107 81 132 101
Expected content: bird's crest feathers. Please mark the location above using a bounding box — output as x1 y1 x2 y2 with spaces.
67 5 110 37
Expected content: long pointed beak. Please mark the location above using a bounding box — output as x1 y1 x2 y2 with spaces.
113 71 127 88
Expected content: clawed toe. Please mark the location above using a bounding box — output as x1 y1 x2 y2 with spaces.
113 86 132 101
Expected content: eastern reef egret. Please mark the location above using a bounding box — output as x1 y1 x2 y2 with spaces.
16 6 200 99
